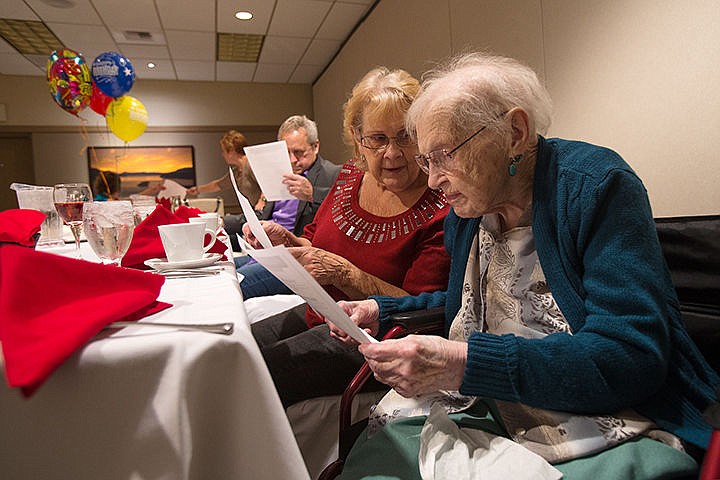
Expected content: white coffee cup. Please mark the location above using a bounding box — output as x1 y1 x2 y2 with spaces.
189 214 220 232
158 223 217 262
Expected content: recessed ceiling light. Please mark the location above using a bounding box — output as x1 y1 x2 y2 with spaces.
234 11 253 20
38 0 76 8
147 62 156 68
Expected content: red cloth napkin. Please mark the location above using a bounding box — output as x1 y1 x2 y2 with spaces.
173 205 205 219
0 209 46 247
122 205 184 268
156 196 172 210
122 205 228 269
0 244 171 397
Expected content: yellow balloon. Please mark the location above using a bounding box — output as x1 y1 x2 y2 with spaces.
105 96 148 142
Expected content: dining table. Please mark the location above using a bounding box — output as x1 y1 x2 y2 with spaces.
0 242 311 480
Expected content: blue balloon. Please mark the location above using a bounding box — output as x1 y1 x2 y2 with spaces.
91 52 135 98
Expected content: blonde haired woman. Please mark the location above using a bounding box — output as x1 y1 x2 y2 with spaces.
243 67 451 408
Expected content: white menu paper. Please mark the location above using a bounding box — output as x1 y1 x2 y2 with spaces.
157 179 186 199
239 237 378 344
228 166 273 249
244 140 294 201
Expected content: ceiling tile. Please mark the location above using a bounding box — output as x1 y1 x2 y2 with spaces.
289 64 324 84
258 36 310 65
0 35 17 53
316 2 368 40
0 0 39 21
301 38 341 66
46 23 117 60
165 30 214 61
253 63 294 83
0 52 43 75
216 61 256 82
134 58 176 80
156 0 214 32
0 0 366 83
174 60 215 81
24 53 50 69
268 0 331 38
217 0 274 35
120 44 170 60
24 0 102 25
92 0 162 32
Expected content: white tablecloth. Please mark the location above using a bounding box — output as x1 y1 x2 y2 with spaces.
0 244 310 480
244 294 386 478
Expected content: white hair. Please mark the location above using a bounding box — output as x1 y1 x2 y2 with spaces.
407 52 553 140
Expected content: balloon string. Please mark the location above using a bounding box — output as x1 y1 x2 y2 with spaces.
78 118 91 161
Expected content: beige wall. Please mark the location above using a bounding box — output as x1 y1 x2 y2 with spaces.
0 76 312 209
2 0 718 216
0 75 313 127
313 0 720 217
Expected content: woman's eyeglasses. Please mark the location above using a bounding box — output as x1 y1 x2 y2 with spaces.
414 111 508 174
360 131 416 150
414 124 490 175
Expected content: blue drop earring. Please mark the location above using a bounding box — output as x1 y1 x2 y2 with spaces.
508 154 523 176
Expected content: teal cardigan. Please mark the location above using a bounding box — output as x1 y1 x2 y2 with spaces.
373 136 719 448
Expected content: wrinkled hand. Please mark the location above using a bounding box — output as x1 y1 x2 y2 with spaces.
327 299 380 345
358 335 468 398
288 246 350 286
283 174 313 202
242 220 291 249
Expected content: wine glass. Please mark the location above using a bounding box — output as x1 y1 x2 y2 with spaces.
82 201 135 266
53 183 93 255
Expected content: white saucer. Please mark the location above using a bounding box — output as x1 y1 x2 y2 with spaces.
144 253 222 271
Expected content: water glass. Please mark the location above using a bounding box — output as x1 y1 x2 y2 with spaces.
130 194 157 226
82 201 135 265
11 183 65 248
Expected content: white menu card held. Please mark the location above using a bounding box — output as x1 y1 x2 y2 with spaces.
244 140 294 201
228 166 273 249
238 238 378 344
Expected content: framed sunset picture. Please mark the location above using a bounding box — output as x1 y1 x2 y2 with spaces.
87 145 196 198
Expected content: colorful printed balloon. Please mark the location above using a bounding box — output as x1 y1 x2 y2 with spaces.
105 95 148 142
46 49 92 116
89 81 113 115
91 52 135 98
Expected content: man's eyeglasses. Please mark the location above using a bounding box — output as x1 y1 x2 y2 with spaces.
414 111 508 175
360 130 416 150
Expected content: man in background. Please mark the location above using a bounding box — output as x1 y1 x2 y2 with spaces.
259 115 341 235
226 115 340 251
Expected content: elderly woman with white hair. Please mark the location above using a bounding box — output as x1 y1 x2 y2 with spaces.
331 53 719 479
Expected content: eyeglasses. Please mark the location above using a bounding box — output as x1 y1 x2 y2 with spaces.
414 111 508 174
360 130 416 150
414 125 491 175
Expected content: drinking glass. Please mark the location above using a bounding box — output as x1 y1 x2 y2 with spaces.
82 201 135 265
53 183 93 254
